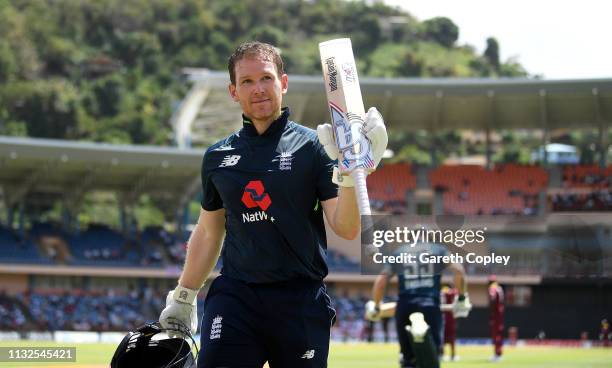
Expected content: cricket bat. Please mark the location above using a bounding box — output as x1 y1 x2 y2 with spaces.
319 38 375 216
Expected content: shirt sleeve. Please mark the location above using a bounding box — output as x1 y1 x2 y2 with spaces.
200 153 224 211
314 139 338 201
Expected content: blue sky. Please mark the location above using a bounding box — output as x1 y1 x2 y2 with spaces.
383 0 611 79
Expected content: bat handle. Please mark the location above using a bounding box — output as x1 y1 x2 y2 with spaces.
351 168 371 216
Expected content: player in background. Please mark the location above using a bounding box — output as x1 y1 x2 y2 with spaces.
488 275 505 362
367 243 471 368
441 283 458 361
159 41 388 367
600 319 610 347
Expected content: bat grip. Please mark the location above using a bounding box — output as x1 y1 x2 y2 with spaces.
351 168 371 216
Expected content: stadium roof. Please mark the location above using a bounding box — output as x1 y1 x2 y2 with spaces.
2 74 611 218
178 69 612 147
0 136 204 217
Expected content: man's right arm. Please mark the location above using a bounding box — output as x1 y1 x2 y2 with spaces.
178 208 226 289
447 262 467 295
372 273 389 305
159 208 225 336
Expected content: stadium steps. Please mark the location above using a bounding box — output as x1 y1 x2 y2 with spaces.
414 165 431 189
547 165 563 187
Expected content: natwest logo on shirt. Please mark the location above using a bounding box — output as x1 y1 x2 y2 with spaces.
241 180 274 223
241 180 271 211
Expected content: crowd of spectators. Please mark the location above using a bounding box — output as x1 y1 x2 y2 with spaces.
552 191 612 211
0 292 27 330
563 169 611 189
83 248 121 261
328 292 397 342
1 288 390 342
12 289 147 331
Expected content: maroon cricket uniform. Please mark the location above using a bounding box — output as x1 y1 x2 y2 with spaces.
443 288 457 343
489 283 504 357
601 320 610 347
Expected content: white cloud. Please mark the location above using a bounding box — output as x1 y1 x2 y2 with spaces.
383 0 612 79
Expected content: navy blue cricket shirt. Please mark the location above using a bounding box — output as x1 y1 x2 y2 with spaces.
200 108 338 283
383 243 450 307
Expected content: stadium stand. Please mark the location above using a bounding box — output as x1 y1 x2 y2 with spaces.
0 291 28 330
1 75 610 342
552 191 612 211
0 221 359 271
430 164 548 215
0 224 53 264
66 224 139 266
14 289 149 331
3 287 377 341
326 249 359 272
366 163 416 212
562 164 612 189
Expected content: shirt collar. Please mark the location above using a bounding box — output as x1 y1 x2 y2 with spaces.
241 107 290 138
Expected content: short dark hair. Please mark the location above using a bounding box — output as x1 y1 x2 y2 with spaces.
228 41 284 85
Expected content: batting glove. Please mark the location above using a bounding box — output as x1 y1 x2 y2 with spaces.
317 107 388 187
364 300 382 322
452 293 472 318
159 285 199 338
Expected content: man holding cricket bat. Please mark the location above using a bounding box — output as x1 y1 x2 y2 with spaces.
367 242 471 368
159 41 387 367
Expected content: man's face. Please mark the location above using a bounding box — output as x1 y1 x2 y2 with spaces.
229 57 288 126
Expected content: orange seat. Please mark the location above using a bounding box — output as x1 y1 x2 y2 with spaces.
430 164 548 215
367 163 416 207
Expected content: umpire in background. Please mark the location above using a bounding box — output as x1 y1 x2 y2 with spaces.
159 41 388 367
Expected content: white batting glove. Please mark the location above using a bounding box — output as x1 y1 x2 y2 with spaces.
317 107 388 187
452 293 472 318
364 300 382 322
362 107 388 168
159 285 199 337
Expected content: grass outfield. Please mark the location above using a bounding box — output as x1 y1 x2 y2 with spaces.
0 341 611 367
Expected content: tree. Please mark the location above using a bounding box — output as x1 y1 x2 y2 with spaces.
1 79 80 139
484 37 500 72
0 0 530 146
246 25 286 47
0 40 17 83
422 17 459 48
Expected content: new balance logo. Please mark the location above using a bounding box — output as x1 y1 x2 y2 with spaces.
219 155 240 167
301 350 315 359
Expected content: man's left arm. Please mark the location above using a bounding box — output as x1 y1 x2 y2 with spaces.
318 107 388 240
